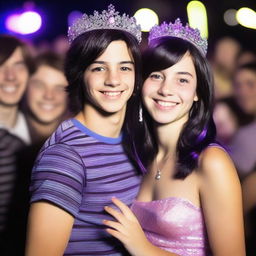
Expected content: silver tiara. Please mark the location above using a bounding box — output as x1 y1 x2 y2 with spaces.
148 18 208 56
68 4 142 43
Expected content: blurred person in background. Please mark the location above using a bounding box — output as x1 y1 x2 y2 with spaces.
3 51 70 256
229 62 256 179
24 51 70 144
0 34 34 253
210 36 241 99
213 97 253 147
228 61 256 256
0 34 34 144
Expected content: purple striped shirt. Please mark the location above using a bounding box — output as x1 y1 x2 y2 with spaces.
30 119 141 255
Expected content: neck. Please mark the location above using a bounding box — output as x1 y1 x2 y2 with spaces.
76 104 126 138
155 118 187 159
27 116 60 143
0 104 19 128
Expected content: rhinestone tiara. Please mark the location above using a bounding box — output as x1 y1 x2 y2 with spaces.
148 18 207 56
68 4 142 44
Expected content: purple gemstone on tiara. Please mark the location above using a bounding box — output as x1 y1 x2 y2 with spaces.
108 17 115 24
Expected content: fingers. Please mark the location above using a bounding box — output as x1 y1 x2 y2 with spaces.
103 219 129 244
105 228 127 243
103 219 123 232
111 197 137 220
104 205 126 224
111 197 130 212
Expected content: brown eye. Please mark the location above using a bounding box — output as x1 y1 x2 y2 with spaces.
120 66 132 71
149 73 162 80
179 78 189 84
91 67 105 72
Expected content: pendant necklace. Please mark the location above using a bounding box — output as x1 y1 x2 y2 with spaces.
155 155 171 180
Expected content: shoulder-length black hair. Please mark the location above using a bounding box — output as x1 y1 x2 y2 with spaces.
135 37 217 178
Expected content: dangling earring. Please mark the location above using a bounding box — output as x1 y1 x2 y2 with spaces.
139 106 143 122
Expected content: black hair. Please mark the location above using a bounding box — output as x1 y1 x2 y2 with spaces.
235 61 256 74
0 34 34 74
33 51 65 73
135 37 217 178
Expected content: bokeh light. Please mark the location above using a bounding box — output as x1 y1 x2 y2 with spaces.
236 7 256 29
68 10 83 27
187 1 208 38
224 9 238 26
5 11 42 34
134 8 159 32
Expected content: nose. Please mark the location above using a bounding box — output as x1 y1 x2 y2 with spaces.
157 81 173 96
43 88 55 100
4 66 16 81
104 69 121 87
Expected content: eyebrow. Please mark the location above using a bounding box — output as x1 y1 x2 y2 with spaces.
177 71 194 77
92 61 134 65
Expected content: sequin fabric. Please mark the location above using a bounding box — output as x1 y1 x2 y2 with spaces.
131 197 212 256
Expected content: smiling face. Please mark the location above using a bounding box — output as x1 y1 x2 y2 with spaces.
0 47 29 107
142 52 198 126
26 65 68 124
83 40 135 115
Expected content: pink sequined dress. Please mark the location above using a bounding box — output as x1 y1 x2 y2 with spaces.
131 197 212 256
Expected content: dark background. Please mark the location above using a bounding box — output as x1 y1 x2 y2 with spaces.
0 0 255 54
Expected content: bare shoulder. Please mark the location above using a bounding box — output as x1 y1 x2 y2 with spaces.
197 146 245 256
197 145 239 186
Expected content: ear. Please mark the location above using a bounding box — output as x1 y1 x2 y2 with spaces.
194 94 198 102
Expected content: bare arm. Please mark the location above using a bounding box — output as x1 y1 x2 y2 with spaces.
25 202 74 256
199 147 245 256
104 197 180 256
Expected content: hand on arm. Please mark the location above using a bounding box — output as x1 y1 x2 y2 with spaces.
199 147 246 256
25 202 74 256
103 197 179 256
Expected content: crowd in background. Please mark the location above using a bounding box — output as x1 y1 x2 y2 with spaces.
0 32 256 255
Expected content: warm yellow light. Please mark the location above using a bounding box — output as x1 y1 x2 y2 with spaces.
236 7 256 29
187 1 208 38
134 8 159 32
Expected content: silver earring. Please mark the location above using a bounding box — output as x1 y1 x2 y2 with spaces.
139 106 143 122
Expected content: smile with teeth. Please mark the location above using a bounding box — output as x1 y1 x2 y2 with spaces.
1 85 17 93
39 104 56 111
155 99 178 107
102 91 123 97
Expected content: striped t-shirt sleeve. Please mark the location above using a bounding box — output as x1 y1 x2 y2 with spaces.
30 143 85 217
